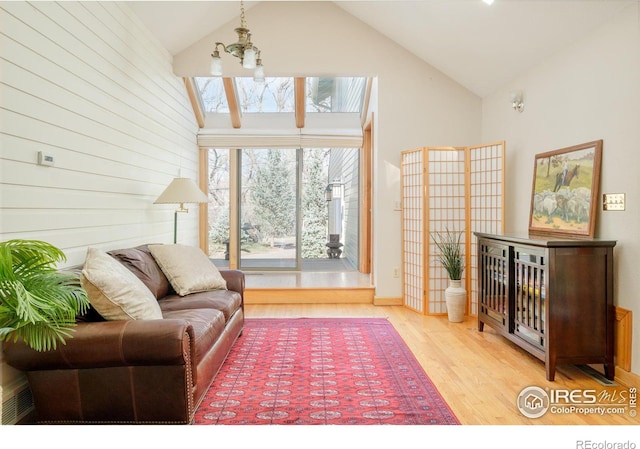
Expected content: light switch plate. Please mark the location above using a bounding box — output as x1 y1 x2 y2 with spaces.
603 193 625 211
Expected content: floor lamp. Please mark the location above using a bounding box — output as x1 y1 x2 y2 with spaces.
154 178 209 244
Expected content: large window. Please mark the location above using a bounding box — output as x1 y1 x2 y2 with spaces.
206 147 359 271
239 148 299 269
194 76 367 115
306 77 367 113
195 76 370 272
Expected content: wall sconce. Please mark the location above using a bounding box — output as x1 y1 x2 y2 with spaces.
325 184 333 202
510 91 524 112
325 181 344 202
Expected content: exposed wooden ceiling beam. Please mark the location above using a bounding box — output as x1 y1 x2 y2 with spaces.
183 77 205 128
294 77 306 129
223 77 241 129
361 77 373 129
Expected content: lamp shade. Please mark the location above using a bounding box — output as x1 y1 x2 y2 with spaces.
154 178 208 205
325 184 333 202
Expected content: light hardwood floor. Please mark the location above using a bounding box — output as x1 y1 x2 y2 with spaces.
245 303 639 426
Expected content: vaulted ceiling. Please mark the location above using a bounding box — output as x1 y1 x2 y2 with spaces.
127 0 636 98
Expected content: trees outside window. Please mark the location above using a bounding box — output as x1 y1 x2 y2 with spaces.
207 146 357 268
302 149 330 258
250 149 296 248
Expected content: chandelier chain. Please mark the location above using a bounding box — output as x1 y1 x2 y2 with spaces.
240 0 247 29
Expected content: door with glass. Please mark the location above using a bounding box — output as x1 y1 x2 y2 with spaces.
239 148 300 269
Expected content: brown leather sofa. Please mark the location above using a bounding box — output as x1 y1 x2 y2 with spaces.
3 244 244 424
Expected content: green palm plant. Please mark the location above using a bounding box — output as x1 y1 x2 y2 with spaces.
431 227 465 281
0 239 89 352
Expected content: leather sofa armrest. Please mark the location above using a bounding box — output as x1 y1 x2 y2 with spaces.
220 269 245 300
3 319 196 372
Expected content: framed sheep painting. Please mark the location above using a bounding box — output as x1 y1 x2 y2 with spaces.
529 140 602 238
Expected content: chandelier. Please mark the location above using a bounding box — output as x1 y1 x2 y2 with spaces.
210 0 264 82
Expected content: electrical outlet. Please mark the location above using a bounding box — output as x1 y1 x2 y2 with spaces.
603 193 625 211
393 267 400 278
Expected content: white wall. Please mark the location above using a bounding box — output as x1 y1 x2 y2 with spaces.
482 4 640 374
173 1 482 298
0 2 202 261
0 1 200 395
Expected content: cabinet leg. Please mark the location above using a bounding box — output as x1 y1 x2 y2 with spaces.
604 363 615 380
478 320 484 332
546 362 556 381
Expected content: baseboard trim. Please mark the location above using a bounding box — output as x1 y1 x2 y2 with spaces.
615 306 632 372
373 296 403 306
615 366 640 389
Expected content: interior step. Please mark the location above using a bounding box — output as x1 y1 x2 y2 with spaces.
245 286 375 304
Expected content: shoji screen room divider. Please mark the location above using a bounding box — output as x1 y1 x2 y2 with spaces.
401 142 505 315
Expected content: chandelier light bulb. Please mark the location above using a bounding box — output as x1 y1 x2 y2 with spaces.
254 61 265 83
243 47 256 69
210 51 223 76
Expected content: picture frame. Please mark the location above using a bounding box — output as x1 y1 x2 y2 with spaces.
529 140 602 238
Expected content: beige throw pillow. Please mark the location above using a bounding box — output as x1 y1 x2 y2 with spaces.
81 247 163 320
148 244 227 296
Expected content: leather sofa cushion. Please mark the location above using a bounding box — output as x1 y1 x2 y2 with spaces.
148 244 227 296
162 308 226 365
81 247 163 321
159 290 242 323
109 245 172 299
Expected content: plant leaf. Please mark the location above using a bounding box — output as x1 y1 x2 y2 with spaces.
0 239 89 352
431 227 465 280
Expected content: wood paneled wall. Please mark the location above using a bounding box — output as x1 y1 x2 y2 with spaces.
0 1 199 266
0 1 199 391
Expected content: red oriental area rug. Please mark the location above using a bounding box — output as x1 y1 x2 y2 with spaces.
194 317 459 425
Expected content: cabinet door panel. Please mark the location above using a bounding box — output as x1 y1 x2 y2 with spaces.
513 247 546 349
478 239 509 329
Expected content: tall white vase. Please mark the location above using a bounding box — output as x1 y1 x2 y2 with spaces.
445 279 466 323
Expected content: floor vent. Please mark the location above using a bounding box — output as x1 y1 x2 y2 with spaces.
576 364 617 387
1 380 34 425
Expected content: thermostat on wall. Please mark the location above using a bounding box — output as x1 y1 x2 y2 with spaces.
37 151 55 167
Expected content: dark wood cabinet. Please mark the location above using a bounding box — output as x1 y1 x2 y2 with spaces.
474 232 616 381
